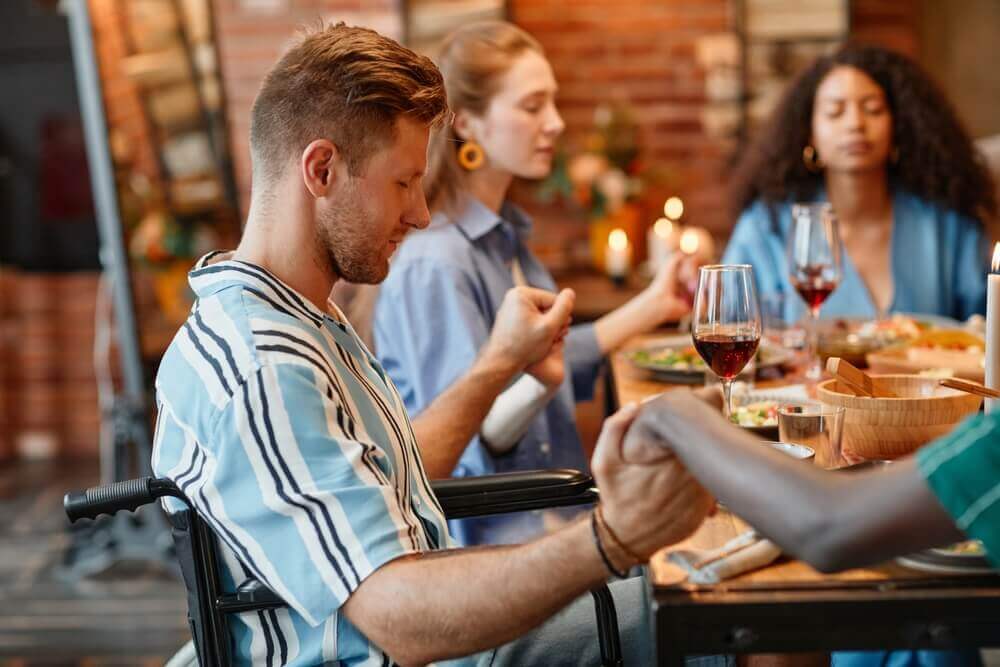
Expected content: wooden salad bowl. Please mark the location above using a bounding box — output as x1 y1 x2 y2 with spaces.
817 374 982 460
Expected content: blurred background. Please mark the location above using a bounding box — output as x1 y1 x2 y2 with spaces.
0 0 999 663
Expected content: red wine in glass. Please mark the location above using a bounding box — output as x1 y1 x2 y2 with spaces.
791 276 839 312
693 333 760 379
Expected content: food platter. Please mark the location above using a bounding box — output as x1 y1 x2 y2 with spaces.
866 328 986 381
627 336 794 385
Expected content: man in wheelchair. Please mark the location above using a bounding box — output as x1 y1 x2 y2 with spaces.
150 23 718 666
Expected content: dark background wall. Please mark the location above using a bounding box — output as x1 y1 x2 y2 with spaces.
0 0 99 270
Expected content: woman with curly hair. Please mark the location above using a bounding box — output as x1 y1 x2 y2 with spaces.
725 45 992 667
723 44 996 323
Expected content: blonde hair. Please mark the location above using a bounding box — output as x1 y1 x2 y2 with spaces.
424 21 543 213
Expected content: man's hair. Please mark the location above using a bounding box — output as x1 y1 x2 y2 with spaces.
250 22 449 183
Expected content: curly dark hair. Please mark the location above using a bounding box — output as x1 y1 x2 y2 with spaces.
729 44 997 226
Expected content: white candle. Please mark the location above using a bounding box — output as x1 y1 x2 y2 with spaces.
605 228 631 281
647 217 679 271
986 242 1000 414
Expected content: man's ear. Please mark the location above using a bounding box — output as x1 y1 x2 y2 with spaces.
301 139 341 198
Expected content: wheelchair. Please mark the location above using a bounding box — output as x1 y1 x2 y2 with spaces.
65 469 624 666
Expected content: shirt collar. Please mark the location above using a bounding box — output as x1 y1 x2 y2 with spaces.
188 251 330 328
452 196 534 242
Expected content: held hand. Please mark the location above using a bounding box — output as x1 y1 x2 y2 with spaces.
642 253 701 324
622 390 723 464
591 403 714 562
525 339 566 390
485 286 575 371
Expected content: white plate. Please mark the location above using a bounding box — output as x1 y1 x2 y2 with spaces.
628 337 794 385
896 554 996 575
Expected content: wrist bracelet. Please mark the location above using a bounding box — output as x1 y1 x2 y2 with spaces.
595 505 643 565
590 509 629 578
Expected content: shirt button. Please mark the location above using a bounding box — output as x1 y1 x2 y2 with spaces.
539 442 551 456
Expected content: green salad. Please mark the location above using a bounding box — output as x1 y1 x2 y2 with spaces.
728 401 779 427
629 345 705 370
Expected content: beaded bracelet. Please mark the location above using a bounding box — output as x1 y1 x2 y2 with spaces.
590 509 629 578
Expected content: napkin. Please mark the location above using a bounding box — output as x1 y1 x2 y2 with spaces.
667 530 782 584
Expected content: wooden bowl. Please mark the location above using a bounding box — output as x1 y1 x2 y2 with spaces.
816 374 982 460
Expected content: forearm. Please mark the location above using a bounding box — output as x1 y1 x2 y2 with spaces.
411 352 519 478
593 290 661 353
344 516 610 666
639 395 963 571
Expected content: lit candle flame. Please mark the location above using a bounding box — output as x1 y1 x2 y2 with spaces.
609 228 628 251
653 218 673 238
679 228 700 255
664 196 684 221
993 242 1000 273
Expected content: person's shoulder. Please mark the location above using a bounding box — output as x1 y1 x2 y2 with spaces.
733 198 785 237
158 282 334 405
896 190 983 236
383 215 476 289
155 284 263 429
395 213 469 261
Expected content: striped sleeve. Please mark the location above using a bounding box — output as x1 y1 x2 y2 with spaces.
917 412 1000 566
203 361 421 626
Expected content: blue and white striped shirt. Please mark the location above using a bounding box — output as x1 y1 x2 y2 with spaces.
152 252 454 666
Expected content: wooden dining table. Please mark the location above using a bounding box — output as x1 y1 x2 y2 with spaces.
607 333 1000 666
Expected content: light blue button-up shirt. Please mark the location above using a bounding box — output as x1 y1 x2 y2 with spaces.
722 190 989 321
375 198 604 546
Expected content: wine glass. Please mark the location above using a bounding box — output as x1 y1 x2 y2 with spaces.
692 265 762 417
787 203 843 379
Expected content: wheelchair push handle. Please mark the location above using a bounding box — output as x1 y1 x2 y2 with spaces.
64 477 183 522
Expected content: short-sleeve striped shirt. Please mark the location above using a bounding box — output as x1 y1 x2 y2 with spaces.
152 252 454 665
917 410 1000 566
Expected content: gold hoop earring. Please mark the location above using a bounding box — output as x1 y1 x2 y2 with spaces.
802 145 824 173
458 141 485 171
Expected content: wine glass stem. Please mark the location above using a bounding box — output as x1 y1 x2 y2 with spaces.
808 308 820 377
721 377 733 419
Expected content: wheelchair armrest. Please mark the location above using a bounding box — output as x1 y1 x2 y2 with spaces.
216 579 287 614
432 469 598 519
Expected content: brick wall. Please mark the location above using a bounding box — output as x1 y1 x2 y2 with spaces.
513 0 920 243
89 0 161 182
853 0 920 57
208 0 919 237
212 0 402 213
514 0 733 239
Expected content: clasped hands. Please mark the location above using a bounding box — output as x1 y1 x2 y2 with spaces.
590 389 724 567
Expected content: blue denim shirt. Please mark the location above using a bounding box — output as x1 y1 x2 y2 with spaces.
722 190 988 321
374 198 603 545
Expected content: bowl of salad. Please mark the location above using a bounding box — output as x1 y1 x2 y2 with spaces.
729 400 781 439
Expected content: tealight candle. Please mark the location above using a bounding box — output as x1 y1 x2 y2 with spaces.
679 227 715 260
986 242 1000 414
605 228 631 283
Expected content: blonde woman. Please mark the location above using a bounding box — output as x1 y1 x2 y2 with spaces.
374 21 695 546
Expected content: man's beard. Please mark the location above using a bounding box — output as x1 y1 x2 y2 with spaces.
314 195 389 285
